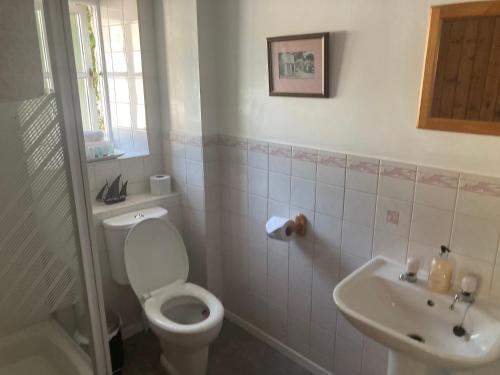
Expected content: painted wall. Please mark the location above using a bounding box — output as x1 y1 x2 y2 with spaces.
214 0 500 177
155 0 203 136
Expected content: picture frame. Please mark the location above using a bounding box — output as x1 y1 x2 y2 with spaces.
267 32 329 98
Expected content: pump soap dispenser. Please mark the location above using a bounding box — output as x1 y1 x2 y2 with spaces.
428 245 453 293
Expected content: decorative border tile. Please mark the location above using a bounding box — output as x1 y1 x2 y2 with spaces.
185 135 203 146
269 143 291 158
417 167 459 189
248 140 269 154
380 160 416 181
347 155 379 175
218 135 247 150
202 134 219 147
318 150 346 168
167 132 185 144
460 174 500 198
292 147 317 163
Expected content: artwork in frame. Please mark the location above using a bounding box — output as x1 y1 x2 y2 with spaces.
267 32 329 98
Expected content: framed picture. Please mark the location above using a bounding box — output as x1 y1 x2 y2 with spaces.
267 32 329 98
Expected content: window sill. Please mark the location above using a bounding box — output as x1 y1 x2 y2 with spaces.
86 150 150 164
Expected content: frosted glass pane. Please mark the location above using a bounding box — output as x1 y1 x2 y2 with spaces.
109 25 124 51
114 78 129 103
131 22 141 51
70 14 85 73
77 79 91 131
111 52 127 72
136 104 146 129
116 103 131 127
135 78 144 104
132 52 142 73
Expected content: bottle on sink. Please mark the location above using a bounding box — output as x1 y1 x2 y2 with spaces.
428 245 453 293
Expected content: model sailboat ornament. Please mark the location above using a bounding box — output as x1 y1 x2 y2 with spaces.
96 174 128 205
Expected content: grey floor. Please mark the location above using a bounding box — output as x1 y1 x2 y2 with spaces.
122 319 313 375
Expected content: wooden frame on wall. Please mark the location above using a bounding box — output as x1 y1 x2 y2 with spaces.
418 1 500 136
267 32 329 98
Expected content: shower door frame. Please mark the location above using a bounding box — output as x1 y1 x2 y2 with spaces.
43 1 112 373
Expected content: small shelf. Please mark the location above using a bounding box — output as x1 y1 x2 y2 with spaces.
92 192 181 217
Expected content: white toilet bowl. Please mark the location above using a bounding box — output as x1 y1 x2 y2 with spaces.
103 210 223 375
145 282 223 375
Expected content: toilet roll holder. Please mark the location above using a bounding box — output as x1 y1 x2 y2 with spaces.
285 214 307 237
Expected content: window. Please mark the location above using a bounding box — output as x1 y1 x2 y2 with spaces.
36 0 149 159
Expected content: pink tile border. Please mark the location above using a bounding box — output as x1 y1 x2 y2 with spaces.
185 135 203 146
218 135 247 150
202 134 219 147
269 143 291 158
292 147 317 163
318 151 346 168
380 161 416 181
248 140 269 154
168 132 185 144
347 156 379 175
417 167 459 189
460 174 500 198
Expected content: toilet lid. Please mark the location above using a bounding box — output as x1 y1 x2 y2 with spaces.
124 218 188 298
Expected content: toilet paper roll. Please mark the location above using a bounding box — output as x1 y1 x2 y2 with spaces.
150 175 172 196
265 216 295 241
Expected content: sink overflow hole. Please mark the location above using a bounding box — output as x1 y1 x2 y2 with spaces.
427 299 434 307
407 333 425 343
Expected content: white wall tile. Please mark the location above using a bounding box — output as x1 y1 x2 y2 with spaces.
341 221 373 259
414 183 457 211
292 159 317 180
316 183 344 218
186 160 204 187
410 204 453 247
248 194 268 223
288 287 311 322
373 230 408 264
362 337 389 375
119 157 145 183
248 150 268 170
314 213 342 249
317 164 345 188
269 172 291 203
334 334 363 375
378 175 415 202
288 315 310 357
451 214 500 263
268 200 290 218
248 167 268 197
269 155 291 175
346 169 378 194
309 322 335 371
455 190 500 220
340 252 369 279
267 276 288 312
291 177 316 210
344 189 376 228
267 304 287 343
289 254 313 291
375 196 412 236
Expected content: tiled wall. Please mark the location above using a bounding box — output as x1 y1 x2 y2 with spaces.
202 134 500 375
163 132 223 296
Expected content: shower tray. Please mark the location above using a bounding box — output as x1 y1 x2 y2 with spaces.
0 319 93 375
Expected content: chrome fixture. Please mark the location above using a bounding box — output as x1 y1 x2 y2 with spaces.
400 257 420 283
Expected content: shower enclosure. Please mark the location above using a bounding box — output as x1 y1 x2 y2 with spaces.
0 0 111 373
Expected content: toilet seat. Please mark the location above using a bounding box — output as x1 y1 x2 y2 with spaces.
124 217 224 336
144 281 224 335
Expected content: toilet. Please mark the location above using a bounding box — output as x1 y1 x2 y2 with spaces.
102 207 224 375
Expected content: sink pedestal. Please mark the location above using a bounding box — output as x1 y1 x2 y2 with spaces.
388 351 448 375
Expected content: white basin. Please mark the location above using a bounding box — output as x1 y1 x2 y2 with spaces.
333 256 500 375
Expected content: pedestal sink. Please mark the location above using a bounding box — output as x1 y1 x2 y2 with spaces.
332 256 500 375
